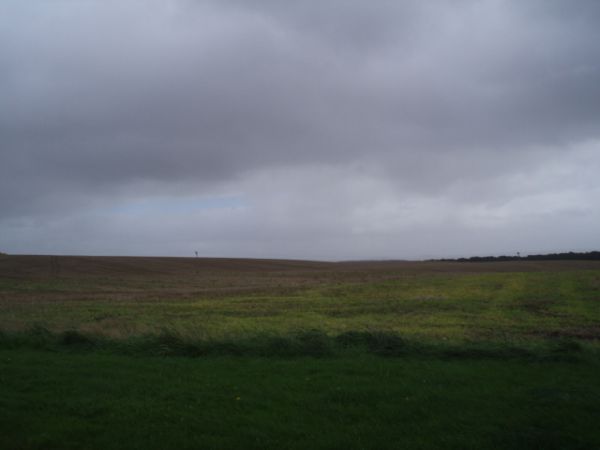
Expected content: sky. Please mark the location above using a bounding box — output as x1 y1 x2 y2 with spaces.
1 0 600 260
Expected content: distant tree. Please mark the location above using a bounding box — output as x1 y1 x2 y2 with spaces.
431 251 600 262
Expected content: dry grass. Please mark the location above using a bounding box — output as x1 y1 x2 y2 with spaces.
1 254 600 342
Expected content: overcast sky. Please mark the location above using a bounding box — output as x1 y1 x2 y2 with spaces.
1 0 599 260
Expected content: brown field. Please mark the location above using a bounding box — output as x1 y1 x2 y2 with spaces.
2 253 600 284
1 254 600 341
0 254 598 303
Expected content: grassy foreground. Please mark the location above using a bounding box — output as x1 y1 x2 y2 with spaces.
1 255 600 448
2 349 600 450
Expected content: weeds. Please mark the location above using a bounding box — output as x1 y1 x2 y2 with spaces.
0 327 593 362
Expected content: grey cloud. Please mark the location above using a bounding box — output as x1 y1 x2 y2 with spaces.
1 0 599 257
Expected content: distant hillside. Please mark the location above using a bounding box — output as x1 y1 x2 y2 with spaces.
434 251 600 262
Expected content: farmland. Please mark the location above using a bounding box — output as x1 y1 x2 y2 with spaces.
1 254 600 449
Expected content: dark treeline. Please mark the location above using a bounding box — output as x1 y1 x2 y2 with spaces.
433 251 600 262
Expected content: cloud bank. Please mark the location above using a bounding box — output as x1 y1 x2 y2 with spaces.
1 0 599 259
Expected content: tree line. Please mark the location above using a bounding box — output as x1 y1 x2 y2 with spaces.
432 251 600 262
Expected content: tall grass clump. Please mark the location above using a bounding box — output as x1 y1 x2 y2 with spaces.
60 329 97 347
254 329 332 357
0 326 595 362
335 330 408 356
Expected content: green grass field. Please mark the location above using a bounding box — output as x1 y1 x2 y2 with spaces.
1 255 600 448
